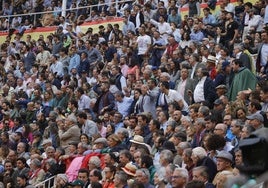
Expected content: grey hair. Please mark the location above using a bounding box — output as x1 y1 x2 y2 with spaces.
167 120 177 129
234 44 244 51
45 146 55 153
181 115 191 122
137 168 150 179
174 168 189 181
178 142 191 150
192 147 207 159
232 119 244 128
196 118 206 127
183 148 192 158
67 114 77 124
143 69 152 76
115 171 128 184
156 167 166 181
117 128 129 138
161 72 171 80
79 142 89 150
31 158 42 168
89 156 101 168
198 106 210 117
49 111 58 119
193 166 209 180
160 149 174 164
115 90 124 98
46 158 57 166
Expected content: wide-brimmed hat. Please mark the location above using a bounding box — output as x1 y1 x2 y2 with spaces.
207 55 216 63
216 85 227 90
122 162 138 176
130 135 144 145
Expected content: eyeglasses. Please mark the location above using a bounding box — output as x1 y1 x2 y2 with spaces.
172 175 183 179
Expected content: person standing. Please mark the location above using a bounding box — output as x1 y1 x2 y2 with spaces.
222 12 239 53
228 59 257 101
136 26 152 66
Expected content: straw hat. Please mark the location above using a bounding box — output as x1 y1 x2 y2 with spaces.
130 135 144 145
122 163 138 176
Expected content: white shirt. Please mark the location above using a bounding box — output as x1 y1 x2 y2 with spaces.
115 97 133 117
137 34 151 55
78 94 91 110
190 63 198 79
176 78 186 98
261 43 268 67
193 76 206 103
49 61 64 78
235 51 242 59
150 19 172 43
248 15 261 27
166 89 189 112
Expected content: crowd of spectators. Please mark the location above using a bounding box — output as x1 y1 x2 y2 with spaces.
0 0 268 187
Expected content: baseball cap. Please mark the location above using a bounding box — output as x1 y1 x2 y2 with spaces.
222 61 230 70
70 179 84 186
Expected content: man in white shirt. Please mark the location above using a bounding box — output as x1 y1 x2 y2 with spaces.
193 68 217 108
49 55 64 79
159 81 189 114
150 15 172 43
75 87 91 111
136 26 152 66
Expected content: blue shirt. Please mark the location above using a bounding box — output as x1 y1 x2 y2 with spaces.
203 14 216 25
122 21 136 36
69 54 80 73
114 122 124 133
167 14 181 26
115 97 133 118
190 30 205 42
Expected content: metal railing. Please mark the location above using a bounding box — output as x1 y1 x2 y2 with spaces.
35 175 56 188
0 0 133 32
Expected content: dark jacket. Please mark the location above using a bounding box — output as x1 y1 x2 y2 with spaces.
196 156 217 183
203 77 217 108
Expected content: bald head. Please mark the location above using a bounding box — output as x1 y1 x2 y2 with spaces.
214 123 227 137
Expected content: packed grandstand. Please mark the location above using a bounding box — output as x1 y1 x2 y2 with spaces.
0 0 267 187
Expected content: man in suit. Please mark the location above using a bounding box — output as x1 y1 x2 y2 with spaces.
255 27 268 77
193 67 217 108
21 44 36 72
137 84 157 118
193 166 215 188
175 67 196 105
233 44 252 71
189 53 206 81
58 115 81 154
